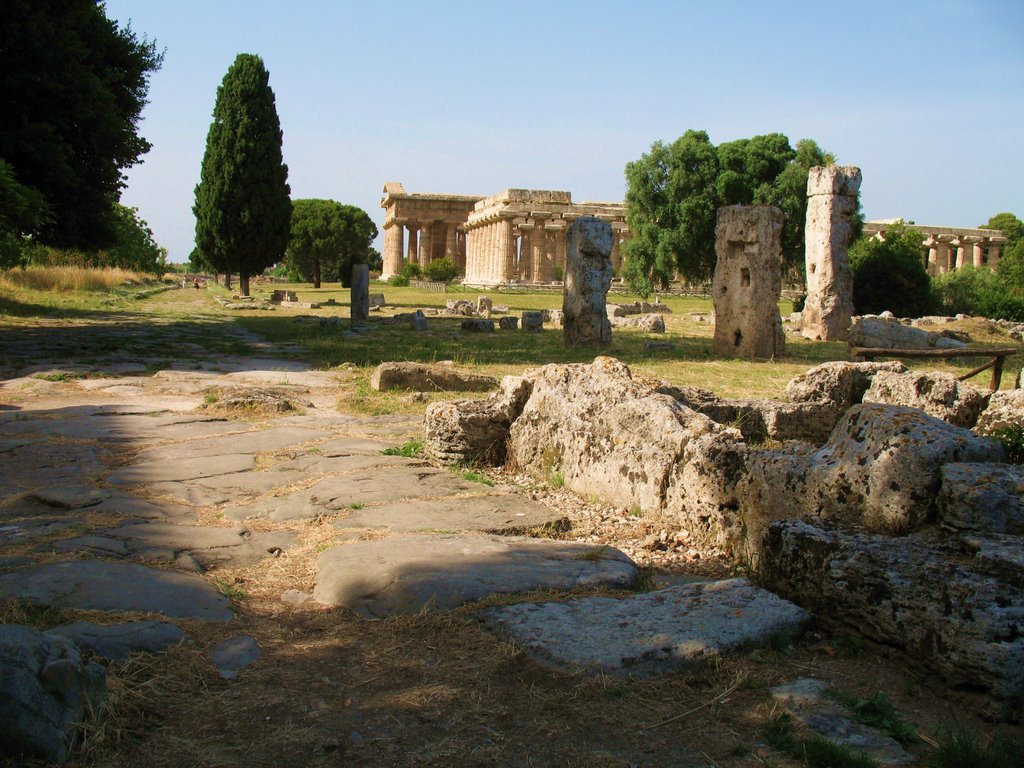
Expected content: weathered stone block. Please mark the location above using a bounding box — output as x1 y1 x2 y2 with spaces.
370 362 498 393
498 316 518 331
785 360 908 409
0 625 106 762
712 205 785 359
760 520 1024 720
424 376 534 465
521 310 544 332
801 166 861 341
562 217 613 346
863 370 987 428
937 463 1024 535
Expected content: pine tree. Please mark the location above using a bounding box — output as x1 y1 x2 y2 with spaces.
193 54 290 296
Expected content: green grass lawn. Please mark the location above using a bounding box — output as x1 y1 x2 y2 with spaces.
230 279 1022 404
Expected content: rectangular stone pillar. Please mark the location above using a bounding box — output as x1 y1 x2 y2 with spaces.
714 205 785 360
381 223 404 280
800 165 861 341
563 217 613 346
350 264 370 328
531 225 547 283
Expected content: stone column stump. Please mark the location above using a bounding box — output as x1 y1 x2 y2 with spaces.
350 264 370 328
563 217 613 346
801 165 861 341
712 205 785 360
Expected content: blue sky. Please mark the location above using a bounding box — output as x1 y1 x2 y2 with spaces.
104 0 1024 263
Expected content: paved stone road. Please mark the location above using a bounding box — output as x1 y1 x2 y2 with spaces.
0 288 805 676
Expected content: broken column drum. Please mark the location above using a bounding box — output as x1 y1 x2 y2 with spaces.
562 217 613 346
712 205 786 360
801 166 861 341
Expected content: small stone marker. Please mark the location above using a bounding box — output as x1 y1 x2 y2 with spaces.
410 309 428 331
211 635 261 680
350 264 369 327
369 293 385 309
563 217 613 346
476 296 492 317
712 205 786 360
521 311 544 332
499 316 518 331
460 318 494 332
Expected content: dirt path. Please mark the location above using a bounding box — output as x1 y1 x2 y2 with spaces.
0 289 1005 767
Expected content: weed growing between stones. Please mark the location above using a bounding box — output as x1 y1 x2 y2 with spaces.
764 712 879 768
989 424 1024 463
457 467 494 486
828 688 917 744
926 723 1024 768
381 438 423 458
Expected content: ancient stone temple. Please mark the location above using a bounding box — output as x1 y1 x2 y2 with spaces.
380 183 630 284
801 165 861 342
379 183 482 280
862 221 1009 275
713 205 786 360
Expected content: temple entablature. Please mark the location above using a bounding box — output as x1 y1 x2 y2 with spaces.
863 220 1008 274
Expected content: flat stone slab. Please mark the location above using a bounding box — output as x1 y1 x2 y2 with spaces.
224 370 341 388
771 679 915 767
107 453 255 485
55 523 295 570
314 534 639 619
0 560 232 621
479 578 810 677
47 620 186 662
308 464 481 509
336 493 569 533
132 426 323 462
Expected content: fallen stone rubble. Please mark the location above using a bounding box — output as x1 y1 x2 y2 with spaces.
425 355 1024 718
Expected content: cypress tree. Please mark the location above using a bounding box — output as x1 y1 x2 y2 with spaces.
193 53 290 296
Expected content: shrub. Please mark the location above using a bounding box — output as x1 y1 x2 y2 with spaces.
402 262 421 279
850 222 932 316
424 255 459 283
932 263 1024 321
386 274 409 287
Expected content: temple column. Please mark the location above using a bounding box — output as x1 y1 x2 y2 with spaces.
925 238 939 276
540 223 559 282
973 239 986 268
955 237 971 270
445 224 457 259
381 222 405 279
934 237 952 274
484 221 496 282
988 242 1003 271
418 222 434 269
454 230 467 273
555 219 570 280
495 217 513 282
406 224 419 268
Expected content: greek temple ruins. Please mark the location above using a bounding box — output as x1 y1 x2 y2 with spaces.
863 220 1008 275
380 183 630 284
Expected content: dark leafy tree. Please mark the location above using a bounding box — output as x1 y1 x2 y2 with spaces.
0 159 51 269
0 0 162 249
623 130 720 294
982 212 1024 251
102 204 166 273
622 131 843 295
285 200 378 288
194 53 291 296
850 222 932 316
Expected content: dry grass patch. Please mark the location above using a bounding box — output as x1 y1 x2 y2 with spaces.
0 265 153 292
